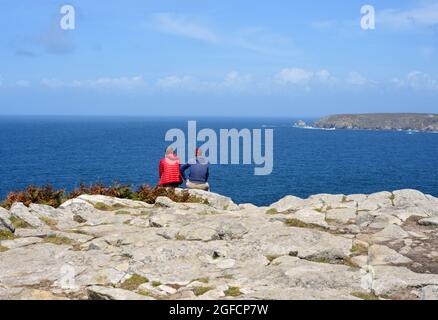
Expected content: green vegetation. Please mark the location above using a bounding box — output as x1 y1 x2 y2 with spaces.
151 281 162 287
43 235 73 245
1 183 194 210
308 256 334 264
93 202 127 211
192 286 213 296
194 277 209 284
389 194 395 206
265 208 278 215
115 210 131 215
0 245 9 252
10 216 32 229
343 257 360 268
187 196 210 205
265 255 280 262
284 218 324 230
351 291 380 300
119 274 149 291
351 243 368 256
175 233 186 241
137 290 162 299
0 230 15 240
224 287 241 297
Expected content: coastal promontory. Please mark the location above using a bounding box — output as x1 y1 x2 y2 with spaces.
314 113 438 132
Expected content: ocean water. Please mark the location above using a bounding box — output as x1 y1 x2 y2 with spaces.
0 116 437 206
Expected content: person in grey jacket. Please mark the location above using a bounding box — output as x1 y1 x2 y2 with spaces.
180 148 210 191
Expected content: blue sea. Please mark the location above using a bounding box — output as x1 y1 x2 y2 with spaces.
0 116 437 206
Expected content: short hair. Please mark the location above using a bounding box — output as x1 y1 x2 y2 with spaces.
165 147 174 155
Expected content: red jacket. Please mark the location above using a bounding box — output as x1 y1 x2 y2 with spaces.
159 153 182 185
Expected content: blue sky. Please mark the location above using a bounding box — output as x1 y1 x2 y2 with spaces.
0 0 438 117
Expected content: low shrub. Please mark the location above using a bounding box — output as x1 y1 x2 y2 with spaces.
1 183 193 209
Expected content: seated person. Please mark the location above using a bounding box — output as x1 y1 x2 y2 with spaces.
181 148 209 191
158 147 183 188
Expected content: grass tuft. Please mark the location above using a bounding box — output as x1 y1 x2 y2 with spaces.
284 218 324 230
10 216 32 229
351 243 368 256
0 230 15 240
265 208 279 215
192 286 213 296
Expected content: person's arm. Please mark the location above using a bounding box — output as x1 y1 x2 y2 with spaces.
159 159 164 178
180 163 190 180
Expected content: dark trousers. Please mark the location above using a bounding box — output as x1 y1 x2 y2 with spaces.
161 182 181 188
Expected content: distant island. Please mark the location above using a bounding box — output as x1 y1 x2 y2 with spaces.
312 113 438 132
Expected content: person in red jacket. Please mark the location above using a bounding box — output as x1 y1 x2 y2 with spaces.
158 147 183 188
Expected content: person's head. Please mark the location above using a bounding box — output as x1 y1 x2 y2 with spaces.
165 147 174 156
195 148 202 157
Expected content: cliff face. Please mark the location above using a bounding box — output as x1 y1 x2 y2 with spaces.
314 113 438 132
1 189 438 300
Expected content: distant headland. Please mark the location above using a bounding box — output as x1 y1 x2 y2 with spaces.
310 113 438 132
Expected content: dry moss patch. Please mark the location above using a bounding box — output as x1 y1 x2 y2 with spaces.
192 286 213 296
43 235 73 246
351 243 368 256
224 287 241 297
119 274 149 291
40 216 58 227
0 230 15 240
265 208 279 215
284 218 324 230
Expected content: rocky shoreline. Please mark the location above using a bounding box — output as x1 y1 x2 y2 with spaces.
313 113 438 132
1 189 438 300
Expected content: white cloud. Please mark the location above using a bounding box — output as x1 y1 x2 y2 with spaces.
346 72 369 86
406 71 438 90
156 75 196 90
152 13 218 43
390 71 438 91
222 71 253 90
41 76 147 90
150 14 296 57
15 80 30 87
274 68 338 88
275 68 314 85
30 69 438 94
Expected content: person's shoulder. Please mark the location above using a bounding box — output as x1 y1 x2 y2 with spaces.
198 157 209 165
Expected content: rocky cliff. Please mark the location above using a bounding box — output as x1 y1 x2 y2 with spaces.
1 189 438 300
314 113 438 132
